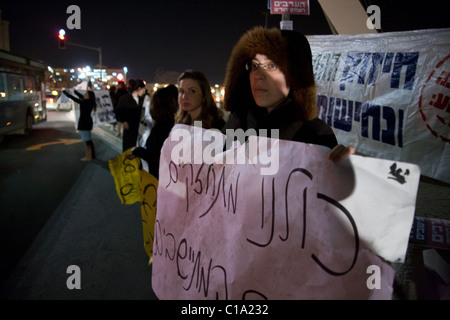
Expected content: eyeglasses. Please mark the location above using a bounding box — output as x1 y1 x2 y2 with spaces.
245 61 279 72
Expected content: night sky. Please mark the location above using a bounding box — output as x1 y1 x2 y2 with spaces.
1 0 449 84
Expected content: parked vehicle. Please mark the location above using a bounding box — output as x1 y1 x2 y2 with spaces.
0 49 47 137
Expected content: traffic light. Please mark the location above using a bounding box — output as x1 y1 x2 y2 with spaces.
58 29 66 49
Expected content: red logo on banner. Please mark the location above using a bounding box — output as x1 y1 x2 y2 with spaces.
419 54 450 144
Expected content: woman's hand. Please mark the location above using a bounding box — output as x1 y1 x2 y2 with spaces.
328 144 355 162
123 121 129 130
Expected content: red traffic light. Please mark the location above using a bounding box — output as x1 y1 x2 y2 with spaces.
58 29 66 49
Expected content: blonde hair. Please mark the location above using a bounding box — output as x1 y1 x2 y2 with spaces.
175 70 223 129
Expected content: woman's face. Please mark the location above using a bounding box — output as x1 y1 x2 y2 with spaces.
249 53 290 112
178 78 203 116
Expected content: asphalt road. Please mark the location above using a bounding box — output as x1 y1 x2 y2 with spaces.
0 111 87 286
0 111 156 299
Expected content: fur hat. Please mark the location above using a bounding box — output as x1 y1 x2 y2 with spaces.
224 26 317 121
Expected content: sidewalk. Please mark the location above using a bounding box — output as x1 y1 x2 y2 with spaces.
1 125 157 300
92 124 123 155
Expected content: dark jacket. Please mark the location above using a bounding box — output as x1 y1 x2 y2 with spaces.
132 118 175 179
63 90 96 131
222 99 337 149
117 93 142 151
114 87 128 118
212 117 226 131
116 93 142 127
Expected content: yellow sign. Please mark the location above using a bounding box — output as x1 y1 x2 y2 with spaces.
108 148 141 205
140 170 158 260
109 150 159 260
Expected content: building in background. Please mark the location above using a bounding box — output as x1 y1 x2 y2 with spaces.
46 66 128 91
0 10 10 51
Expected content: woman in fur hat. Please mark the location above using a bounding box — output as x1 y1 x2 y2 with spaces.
222 26 354 161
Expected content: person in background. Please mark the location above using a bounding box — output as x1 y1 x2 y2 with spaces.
109 85 117 107
116 79 146 152
176 70 225 130
62 89 97 161
222 26 354 161
127 85 178 179
137 88 153 148
113 80 128 137
109 85 118 133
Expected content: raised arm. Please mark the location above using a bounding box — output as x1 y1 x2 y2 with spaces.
62 90 83 104
73 90 85 100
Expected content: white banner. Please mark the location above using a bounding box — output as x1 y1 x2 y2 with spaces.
307 29 450 183
91 90 116 126
151 124 420 300
60 89 116 128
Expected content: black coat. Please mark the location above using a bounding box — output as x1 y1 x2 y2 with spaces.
117 93 143 151
132 118 175 179
114 87 128 116
222 99 338 150
116 93 142 126
63 90 95 131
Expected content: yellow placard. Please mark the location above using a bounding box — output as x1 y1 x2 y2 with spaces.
139 170 158 260
108 148 141 205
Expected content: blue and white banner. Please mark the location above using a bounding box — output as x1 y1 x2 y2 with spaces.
307 29 450 183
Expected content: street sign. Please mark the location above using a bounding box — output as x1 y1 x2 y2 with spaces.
270 0 310 15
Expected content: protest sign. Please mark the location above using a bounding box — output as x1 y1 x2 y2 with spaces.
60 89 116 127
140 170 158 259
109 154 158 259
108 148 141 205
91 90 116 126
151 124 421 300
307 29 450 184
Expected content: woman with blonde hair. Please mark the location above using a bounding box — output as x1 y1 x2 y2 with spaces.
176 70 225 130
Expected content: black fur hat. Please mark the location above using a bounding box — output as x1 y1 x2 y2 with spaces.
224 26 317 121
